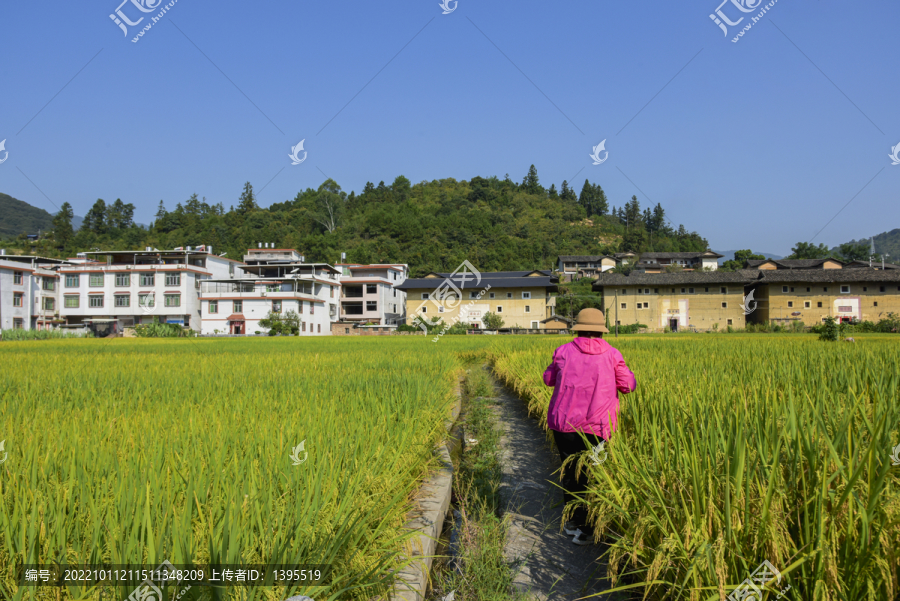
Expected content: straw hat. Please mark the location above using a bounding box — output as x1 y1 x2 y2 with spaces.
571 308 609 333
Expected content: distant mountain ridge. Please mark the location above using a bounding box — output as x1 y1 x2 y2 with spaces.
0 192 54 237
836 229 900 259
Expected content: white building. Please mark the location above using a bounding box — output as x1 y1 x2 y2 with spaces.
199 248 340 335
336 263 408 325
56 247 239 331
0 254 66 331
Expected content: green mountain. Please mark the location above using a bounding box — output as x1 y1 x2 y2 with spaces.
839 229 900 261
3 168 710 275
0 193 54 237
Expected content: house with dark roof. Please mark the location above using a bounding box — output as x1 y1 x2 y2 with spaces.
592 267 900 331
746 258 845 270
557 255 620 278
632 251 723 273
397 269 559 330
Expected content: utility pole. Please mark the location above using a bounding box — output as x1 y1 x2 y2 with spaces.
615 289 619 338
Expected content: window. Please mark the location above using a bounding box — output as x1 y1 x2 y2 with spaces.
115 295 130 308
507 292 512 299
469 291 479 299
804 301 810 309
874 301 878 307
880 286 886 292
817 302 823 308
637 288 643 295
782 286 788 293
13 272 23 285
138 293 154 308
140 273 155 287
366 284 377 294
438 306 445 313
681 288 686 293
689 288 695 294
704 287 709 292
637 303 644 310
165 273 181 287
806 287 811 292
318 324 321 333
863 287 867 292
622 289 627 294
421 293 429 300
330 286 334 298
13 293 23 307
64 296 79 308
66 275 80 288
522 292 531 299
209 301 218 314
89 296 104 308
823 287 828 292
645 288 650 294
840 285 850 293
421 306 427 313
302 322 307 332
787 301 793 308
393 289 396 297
43 297 55 311
525 305 531 313
310 303 314 314
790 287 795 292
497 306 503 313
345 328 350 334
621 303 627 309
272 300 282 313
364 300 376 312
721 287 727 294
489 292 495 299
654 288 659 294
671 288 675 293
43 279 56 291
13 318 23 329
722 302 727 308
116 273 130 287
233 301 242 313
164 294 180 307
89 274 103 287
727 319 733 326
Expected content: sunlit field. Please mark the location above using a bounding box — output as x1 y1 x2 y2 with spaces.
2 334 898 601
490 334 900 601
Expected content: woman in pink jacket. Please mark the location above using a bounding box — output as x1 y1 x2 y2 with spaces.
543 308 637 545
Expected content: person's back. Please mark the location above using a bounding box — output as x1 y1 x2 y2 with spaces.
542 308 636 545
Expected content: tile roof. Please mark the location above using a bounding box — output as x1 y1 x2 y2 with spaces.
746 258 843 269
558 255 616 262
593 271 752 287
397 275 558 291
592 268 900 289
637 251 723 259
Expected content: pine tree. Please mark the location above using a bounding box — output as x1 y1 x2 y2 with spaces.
52 202 74 248
521 165 542 195
560 181 577 203
155 201 167 221
237 182 258 215
548 184 558 199
83 199 108 234
579 180 594 216
592 184 609 216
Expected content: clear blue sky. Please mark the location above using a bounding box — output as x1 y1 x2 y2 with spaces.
1 0 897 256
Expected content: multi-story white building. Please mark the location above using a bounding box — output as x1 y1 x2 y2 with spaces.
199 248 341 335
336 263 408 325
0 253 67 331
56 247 240 331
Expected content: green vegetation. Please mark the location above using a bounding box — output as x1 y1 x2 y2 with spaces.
0 192 55 237
482 312 505 330
133 318 195 337
2 167 708 275
0 329 91 341
258 310 301 335
489 335 900 601
556 277 603 319
0 337 464 600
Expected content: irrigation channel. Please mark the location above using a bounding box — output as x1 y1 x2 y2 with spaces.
425 365 626 601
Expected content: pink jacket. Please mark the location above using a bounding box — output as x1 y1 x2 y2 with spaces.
542 337 637 438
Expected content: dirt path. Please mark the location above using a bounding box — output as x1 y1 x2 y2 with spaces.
492 380 627 601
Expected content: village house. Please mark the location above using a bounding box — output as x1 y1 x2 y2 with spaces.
631 251 723 273
56 246 238 332
593 266 900 331
336 262 408 326
199 247 340 335
0 252 68 331
397 270 559 330
593 271 751 331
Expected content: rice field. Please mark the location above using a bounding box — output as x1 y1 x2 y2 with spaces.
489 334 900 601
3 334 898 601
0 337 478 601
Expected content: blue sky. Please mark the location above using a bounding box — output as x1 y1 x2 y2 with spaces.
1 0 897 256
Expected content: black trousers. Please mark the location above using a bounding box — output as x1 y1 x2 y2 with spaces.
552 429 605 532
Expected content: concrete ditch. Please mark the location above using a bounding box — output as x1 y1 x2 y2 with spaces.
389 377 462 601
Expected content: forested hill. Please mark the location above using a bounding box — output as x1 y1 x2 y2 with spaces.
0 193 54 236
6 167 710 275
